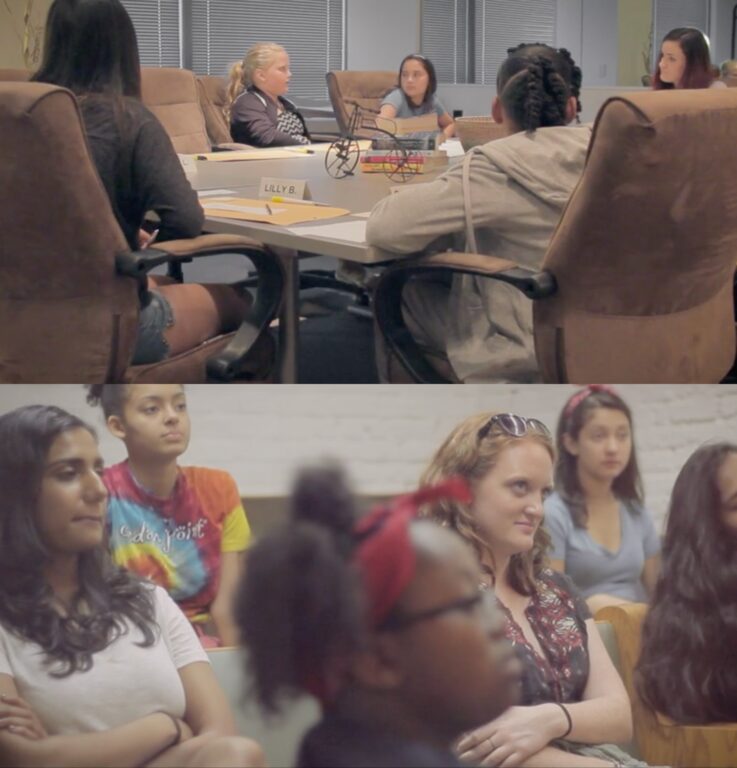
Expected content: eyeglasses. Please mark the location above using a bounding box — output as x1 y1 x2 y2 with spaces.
477 413 551 442
379 591 489 632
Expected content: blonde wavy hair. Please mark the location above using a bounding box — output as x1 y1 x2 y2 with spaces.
225 42 286 119
420 412 554 596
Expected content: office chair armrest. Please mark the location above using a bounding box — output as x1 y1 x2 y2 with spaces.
116 234 270 274
373 251 557 384
116 235 285 381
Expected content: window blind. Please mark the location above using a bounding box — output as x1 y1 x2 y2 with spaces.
421 0 471 84
653 0 710 67
474 0 557 86
121 0 181 68
190 0 344 99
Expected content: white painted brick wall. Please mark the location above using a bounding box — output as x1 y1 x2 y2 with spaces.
0 385 735 534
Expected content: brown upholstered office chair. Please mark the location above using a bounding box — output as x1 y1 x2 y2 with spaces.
326 70 397 135
374 88 737 383
598 604 737 768
0 81 283 383
196 74 233 145
141 67 214 153
0 68 31 81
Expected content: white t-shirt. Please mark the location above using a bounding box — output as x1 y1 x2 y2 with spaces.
0 586 208 735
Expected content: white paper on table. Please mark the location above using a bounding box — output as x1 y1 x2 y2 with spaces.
287 220 368 243
198 188 238 197
351 211 372 219
201 201 288 215
440 138 465 157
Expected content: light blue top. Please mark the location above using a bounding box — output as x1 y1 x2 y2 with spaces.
381 88 447 119
543 491 661 602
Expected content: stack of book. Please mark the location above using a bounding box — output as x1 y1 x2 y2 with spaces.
360 136 449 175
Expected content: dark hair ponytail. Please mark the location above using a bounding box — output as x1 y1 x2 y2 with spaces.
498 43 582 132
235 464 367 714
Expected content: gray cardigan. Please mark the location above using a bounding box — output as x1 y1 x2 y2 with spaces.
230 87 310 147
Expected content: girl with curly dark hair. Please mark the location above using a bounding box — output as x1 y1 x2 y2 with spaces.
236 463 521 768
637 442 737 724
0 404 262 767
420 413 639 767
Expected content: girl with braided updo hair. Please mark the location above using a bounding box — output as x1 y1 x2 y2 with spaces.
367 43 592 383
493 43 582 131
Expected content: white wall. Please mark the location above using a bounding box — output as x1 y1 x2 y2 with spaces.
1 385 735 534
710 0 736 64
581 0 619 86
345 0 420 70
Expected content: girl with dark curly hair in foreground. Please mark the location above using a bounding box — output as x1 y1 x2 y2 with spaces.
637 443 737 724
236 463 521 768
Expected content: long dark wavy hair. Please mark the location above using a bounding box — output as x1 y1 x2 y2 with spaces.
32 0 141 99
497 43 582 132
652 27 715 90
419 412 553 596
0 405 156 677
555 387 644 528
637 443 737 723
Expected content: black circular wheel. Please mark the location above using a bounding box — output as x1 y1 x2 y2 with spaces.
385 147 418 183
325 139 361 178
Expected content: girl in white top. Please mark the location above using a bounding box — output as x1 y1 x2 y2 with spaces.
379 54 455 140
0 405 263 768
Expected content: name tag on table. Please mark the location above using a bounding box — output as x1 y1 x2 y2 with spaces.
258 177 311 200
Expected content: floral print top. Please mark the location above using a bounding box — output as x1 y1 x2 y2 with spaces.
497 569 592 705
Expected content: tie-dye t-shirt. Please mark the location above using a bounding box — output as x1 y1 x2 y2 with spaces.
104 461 250 623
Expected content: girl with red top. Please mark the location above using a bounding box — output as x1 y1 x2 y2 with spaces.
421 412 639 767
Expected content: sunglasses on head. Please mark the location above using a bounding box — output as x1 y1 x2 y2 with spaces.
477 413 551 442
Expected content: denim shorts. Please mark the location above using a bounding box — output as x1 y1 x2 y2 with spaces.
132 290 174 365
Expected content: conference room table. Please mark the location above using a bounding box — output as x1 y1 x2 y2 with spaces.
188 147 448 382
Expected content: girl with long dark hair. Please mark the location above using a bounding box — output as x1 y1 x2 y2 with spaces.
653 27 724 90
236 464 521 768
32 0 249 366
0 405 262 767
420 413 640 767
378 54 455 140
637 442 737 724
545 386 660 614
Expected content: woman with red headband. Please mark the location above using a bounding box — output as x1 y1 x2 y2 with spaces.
235 464 521 768
421 413 638 768
545 386 661 615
